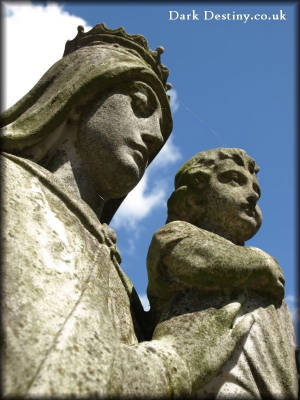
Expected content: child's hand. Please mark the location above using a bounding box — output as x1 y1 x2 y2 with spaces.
247 247 285 300
267 257 285 299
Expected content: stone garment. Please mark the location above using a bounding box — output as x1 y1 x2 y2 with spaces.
147 221 298 399
2 154 191 398
197 296 298 399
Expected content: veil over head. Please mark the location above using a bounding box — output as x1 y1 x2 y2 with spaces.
1 23 173 223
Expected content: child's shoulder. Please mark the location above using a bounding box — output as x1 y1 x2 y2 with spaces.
153 220 202 244
148 221 197 255
156 220 199 235
154 220 231 244
151 220 224 252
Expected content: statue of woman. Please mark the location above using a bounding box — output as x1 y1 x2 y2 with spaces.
1 24 253 397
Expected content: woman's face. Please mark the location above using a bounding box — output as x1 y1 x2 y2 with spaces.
77 82 164 199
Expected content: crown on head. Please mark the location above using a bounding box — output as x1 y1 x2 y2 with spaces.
63 23 172 91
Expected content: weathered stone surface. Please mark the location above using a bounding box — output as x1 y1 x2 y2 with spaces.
1 26 255 398
147 148 298 398
2 153 136 395
2 153 253 397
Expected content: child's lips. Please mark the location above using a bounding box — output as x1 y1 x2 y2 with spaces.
240 203 256 217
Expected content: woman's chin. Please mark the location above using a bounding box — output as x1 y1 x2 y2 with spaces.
105 166 144 199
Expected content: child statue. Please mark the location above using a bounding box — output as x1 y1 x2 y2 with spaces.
147 148 298 399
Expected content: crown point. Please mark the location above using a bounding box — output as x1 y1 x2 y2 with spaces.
64 23 170 90
156 46 164 55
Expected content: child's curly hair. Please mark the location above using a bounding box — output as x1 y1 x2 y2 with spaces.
166 148 259 224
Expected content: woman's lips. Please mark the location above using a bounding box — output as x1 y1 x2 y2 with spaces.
131 142 149 170
134 143 148 160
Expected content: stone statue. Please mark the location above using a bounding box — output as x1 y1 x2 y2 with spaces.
147 148 298 399
1 25 253 397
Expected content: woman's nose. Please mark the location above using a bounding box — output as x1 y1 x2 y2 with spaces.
141 116 164 153
142 130 164 148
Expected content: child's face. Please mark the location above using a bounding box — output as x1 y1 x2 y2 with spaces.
201 158 262 244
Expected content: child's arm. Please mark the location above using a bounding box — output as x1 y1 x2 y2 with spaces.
147 221 284 304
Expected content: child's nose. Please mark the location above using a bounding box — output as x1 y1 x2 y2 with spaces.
246 189 259 206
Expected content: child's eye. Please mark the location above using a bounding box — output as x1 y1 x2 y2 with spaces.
230 172 240 183
218 171 245 186
131 91 155 118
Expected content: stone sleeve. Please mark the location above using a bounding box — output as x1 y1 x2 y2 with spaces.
108 340 192 397
147 221 284 305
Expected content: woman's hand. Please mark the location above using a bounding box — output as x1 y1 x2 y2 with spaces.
153 296 254 391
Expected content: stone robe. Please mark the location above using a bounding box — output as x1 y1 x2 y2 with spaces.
2 153 190 397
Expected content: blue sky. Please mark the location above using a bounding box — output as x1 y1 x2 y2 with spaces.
3 2 298 339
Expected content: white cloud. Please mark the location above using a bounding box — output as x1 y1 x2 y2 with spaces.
3 1 91 110
169 88 179 113
111 170 166 230
151 136 182 168
111 138 182 230
138 293 150 311
285 294 299 325
125 238 137 256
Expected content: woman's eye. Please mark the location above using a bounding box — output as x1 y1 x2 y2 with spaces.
131 91 154 117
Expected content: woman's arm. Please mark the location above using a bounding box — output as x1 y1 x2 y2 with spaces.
112 302 254 397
